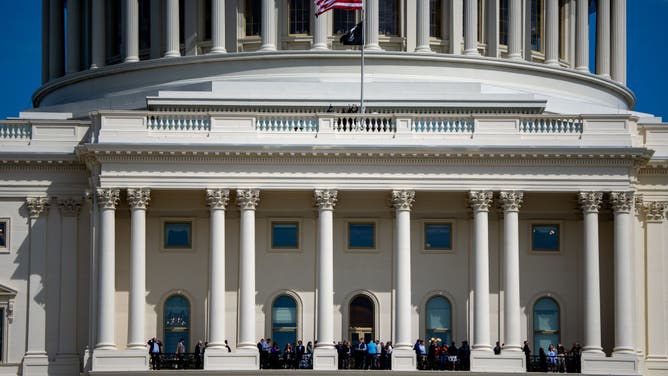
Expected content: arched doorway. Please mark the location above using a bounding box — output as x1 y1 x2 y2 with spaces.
533 297 560 354
349 295 374 343
271 294 298 348
425 296 452 344
163 294 190 353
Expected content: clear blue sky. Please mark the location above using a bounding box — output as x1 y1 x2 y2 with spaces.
0 1 666 120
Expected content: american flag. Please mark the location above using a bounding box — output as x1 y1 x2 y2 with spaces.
314 0 363 17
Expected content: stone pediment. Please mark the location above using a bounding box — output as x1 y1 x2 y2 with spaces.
0 283 17 297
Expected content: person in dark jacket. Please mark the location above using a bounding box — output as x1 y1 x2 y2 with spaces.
147 337 162 370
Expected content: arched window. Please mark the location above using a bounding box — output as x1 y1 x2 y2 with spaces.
349 295 374 343
272 295 297 348
533 297 560 354
164 294 190 354
425 296 452 344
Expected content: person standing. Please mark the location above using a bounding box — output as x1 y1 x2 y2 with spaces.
176 338 186 369
354 338 367 369
522 340 532 371
147 337 162 370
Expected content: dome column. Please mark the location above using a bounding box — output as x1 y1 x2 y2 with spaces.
365 0 381 51
449 0 463 54
91 0 106 68
545 0 559 66
48 0 64 79
415 0 431 52
123 0 139 63
507 0 522 59
210 0 226 53
611 0 626 84
165 0 180 57
260 0 277 51
595 0 610 78
312 8 328 50
575 0 589 71
66 0 81 73
391 190 417 370
464 0 479 55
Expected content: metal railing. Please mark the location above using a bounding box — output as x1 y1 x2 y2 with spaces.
150 352 203 370
527 354 581 373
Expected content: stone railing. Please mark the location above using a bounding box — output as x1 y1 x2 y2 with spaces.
0 121 32 140
256 114 318 132
147 112 211 131
519 116 583 134
412 116 474 134
332 114 396 133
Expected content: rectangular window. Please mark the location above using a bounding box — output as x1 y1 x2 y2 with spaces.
289 0 310 35
379 0 399 36
333 9 357 35
531 224 560 252
424 223 452 250
164 221 192 249
271 222 299 249
530 0 543 51
348 222 375 249
429 0 442 38
245 0 261 37
499 0 509 45
0 220 7 250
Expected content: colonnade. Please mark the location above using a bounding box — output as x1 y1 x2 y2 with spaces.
42 0 627 84
88 187 643 371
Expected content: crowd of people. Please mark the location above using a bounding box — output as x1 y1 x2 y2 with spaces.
527 343 583 373
413 338 471 371
146 337 231 370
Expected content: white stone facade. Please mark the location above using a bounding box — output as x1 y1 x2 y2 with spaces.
1 1 667 375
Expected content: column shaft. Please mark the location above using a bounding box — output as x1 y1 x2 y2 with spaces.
207 189 229 348
611 192 635 354
500 192 522 351
365 0 381 51
96 189 119 350
165 0 180 57
49 0 64 79
611 0 626 84
415 0 431 52
595 0 610 78
486 0 499 57
123 0 139 62
260 0 277 51
449 0 463 54
508 0 522 59
42 0 50 82
91 0 105 68
210 0 226 53
237 189 260 350
127 189 150 349
394 208 412 347
644 202 668 358
579 192 603 354
57 199 81 355
316 208 335 345
575 0 588 71
545 0 559 65
26 198 50 355
464 0 479 55
470 191 492 351
66 0 81 73
312 9 328 50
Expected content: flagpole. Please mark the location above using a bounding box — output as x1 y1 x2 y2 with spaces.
360 1 365 114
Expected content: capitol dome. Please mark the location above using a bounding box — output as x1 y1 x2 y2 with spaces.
0 1 667 375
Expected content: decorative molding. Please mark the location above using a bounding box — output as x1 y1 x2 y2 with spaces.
58 198 83 217
26 197 50 219
314 189 338 210
499 191 524 212
641 201 668 223
468 191 493 212
578 191 603 213
127 188 151 210
609 191 635 214
96 188 120 209
391 190 416 211
206 189 230 210
236 189 260 210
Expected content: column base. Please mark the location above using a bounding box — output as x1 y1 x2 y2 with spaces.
391 347 417 370
313 346 338 370
92 349 149 371
204 347 259 370
581 352 640 375
22 353 49 376
51 354 80 376
470 349 525 372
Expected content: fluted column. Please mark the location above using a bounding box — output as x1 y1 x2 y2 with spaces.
464 0 479 55
500 191 523 351
91 0 106 68
237 189 260 351
57 199 82 356
595 0 610 78
611 0 626 84
165 0 180 57
42 0 50 82
545 0 559 66
470 191 492 352
209 0 226 53
415 0 431 52
25 198 50 356
206 189 229 348
95 188 120 350
66 0 81 73
575 0 589 71
508 0 522 59
365 0 381 51
260 0 277 51
123 0 139 62
579 192 604 355
127 189 150 349
610 192 635 355
643 201 668 359
312 9 328 50
313 190 338 370
49 0 64 79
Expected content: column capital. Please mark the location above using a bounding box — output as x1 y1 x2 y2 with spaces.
206 189 230 210
499 191 523 212
610 191 635 214
127 188 151 210
236 189 260 210
640 201 668 223
469 190 493 212
96 188 120 209
578 191 603 213
391 190 415 211
58 198 82 217
314 189 338 210
26 197 50 219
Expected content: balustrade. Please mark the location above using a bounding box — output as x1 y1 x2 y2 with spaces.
0 122 32 140
147 113 211 131
520 117 583 134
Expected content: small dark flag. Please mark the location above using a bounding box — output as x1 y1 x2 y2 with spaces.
340 21 364 45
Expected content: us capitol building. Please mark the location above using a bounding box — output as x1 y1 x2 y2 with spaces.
1 0 667 375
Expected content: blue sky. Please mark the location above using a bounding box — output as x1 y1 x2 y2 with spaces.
0 1 666 120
